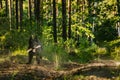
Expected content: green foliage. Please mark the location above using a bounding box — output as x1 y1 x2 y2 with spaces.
67 42 97 63
0 17 9 30
95 19 118 42
0 8 6 17
42 42 68 62
111 47 120 60
105 38 120 60
72 24 94 39
0 30 29 51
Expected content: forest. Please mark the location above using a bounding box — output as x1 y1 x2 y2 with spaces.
0 0 120 80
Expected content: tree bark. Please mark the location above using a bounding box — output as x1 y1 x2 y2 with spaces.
8 0 12 30
75 0 80 46
62 0 67 41
34 0 42 35
19 0 23 30
37 0 40 35
0 0 2 9
117 0 120 16
28 0 32 19
28 0 32 29
16 0 18 29
5 0 8 16
68 0 71 39
116 0 120 37
53 0 57 43
12 0 15 16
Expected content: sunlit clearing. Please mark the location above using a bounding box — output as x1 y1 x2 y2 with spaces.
12 49 27 56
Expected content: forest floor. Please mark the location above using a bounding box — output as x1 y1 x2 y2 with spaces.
0 57 120 80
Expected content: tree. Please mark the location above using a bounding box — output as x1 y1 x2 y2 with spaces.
5 0 8 16
28 0 32 18
8 0 12 30
87 0 94 43
68 0 71 38
0 0 2 9
19 0 23 30
53 0 57 43
40 0 43 27
117 0 120 16
62 0 67 41
15 0 18 29
116 0 120 37
34 0 40 34
12 0 15 16
75 0 80 46
28 0 32 25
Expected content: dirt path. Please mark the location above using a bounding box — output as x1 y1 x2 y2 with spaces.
0 60 120 80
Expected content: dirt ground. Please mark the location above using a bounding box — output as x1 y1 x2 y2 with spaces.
0 59 120 80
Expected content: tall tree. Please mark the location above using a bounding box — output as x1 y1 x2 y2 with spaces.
117 0 120 16
8 0 12 30
40 0 43 26
34 0 36 17
87 0 93 43
53 0 57 43
19 0 23 30
28 0 32 28
5 0 8 16
68 0 71 39
12 0 15 16
36 0 40 25
75 0 80 46
16 0 18 29
0 0 2 9
117 0 120 37
62 0 67 41
34 0 41 35
28 0 32 20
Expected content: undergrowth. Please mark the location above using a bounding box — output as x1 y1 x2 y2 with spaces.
0 28 120 65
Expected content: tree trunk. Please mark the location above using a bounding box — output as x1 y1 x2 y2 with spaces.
37 0 40 34
8 0 12 30
40 0 43 25
19 0 23 30
12 0 15 16
68 0 71 39
0 0 2 9
117 22 120 37
28 0 32 30
75 0 80 46
117 0 120 16
53 0 57 43
5 0 8 16
34 0 41 35
16 0 18 29
87 0 93 43
40 0 43 36
117 0 120 37
28 0 32 20
34 0 36 17
62 0 67 41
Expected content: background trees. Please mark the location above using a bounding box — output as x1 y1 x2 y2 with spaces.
53 0 57 43
0 0 120 62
